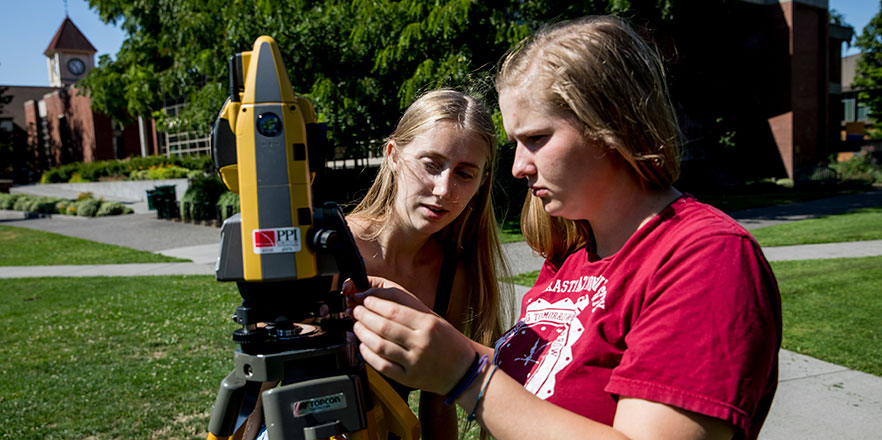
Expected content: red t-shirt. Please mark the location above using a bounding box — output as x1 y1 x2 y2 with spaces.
494 195 781 439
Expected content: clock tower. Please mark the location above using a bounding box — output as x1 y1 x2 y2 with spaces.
45 17 97 87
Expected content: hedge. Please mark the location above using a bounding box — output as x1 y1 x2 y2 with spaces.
0 193 132 217
39 155 215 184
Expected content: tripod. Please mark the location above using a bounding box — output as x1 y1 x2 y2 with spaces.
205 205 420 440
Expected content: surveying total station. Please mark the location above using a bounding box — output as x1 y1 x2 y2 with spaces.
206 35 420 440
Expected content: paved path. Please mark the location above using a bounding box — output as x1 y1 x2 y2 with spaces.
2 187 882 439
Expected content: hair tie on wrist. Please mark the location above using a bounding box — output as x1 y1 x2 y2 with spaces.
444 353 487 405
468 363 498 422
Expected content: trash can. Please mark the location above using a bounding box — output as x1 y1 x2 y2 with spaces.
154 185 176 201
149 185 177 218
146 189 158 210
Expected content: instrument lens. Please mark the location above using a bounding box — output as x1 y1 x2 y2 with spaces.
257 112 283 137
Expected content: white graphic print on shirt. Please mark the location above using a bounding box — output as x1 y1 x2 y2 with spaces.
496 292 596 399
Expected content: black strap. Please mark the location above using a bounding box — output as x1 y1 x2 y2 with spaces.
432 246 457 317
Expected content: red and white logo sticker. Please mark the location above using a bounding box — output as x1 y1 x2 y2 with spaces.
252 227 301 254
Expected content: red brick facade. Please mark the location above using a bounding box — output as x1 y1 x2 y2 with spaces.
20 86 149 170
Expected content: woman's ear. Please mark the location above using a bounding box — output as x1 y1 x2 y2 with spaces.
386 141 398 171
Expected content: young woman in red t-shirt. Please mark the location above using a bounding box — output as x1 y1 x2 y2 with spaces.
347 16 781 440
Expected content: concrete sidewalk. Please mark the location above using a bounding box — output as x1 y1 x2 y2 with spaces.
2 187 882 438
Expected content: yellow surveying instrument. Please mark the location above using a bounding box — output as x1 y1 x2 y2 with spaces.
206 36 419 440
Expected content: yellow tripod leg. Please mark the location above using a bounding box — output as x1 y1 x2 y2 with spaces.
330 366 420 440
368 366 420 440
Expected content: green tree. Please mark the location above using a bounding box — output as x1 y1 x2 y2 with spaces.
0 86 11 113
79 0 684 153
1 86 14 178
854 1 882 135
1 86 31 181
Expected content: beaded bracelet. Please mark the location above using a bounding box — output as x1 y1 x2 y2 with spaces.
467 363 498 421
444 353 488 405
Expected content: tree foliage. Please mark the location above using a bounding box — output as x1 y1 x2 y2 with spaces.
855 1 882 134
79 0 683 153
0 86 11 113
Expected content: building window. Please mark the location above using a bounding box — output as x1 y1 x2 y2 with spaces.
159 103 211 157
842 98 856 121
0 118 12 132
857 103 870 121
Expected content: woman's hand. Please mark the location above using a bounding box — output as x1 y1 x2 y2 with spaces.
344 276 477 396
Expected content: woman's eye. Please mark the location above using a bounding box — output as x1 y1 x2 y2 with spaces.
456 170 476 180
422 161 441 173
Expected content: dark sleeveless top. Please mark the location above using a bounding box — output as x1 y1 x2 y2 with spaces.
389 248 458 401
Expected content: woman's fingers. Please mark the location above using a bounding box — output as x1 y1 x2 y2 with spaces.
364 287 433 315
351 304 416 351
357 340 407 380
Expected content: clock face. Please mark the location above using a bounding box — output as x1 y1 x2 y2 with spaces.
67 58 86 76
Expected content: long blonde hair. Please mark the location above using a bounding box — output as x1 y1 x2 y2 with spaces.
349 89 507 345
497 16 682 260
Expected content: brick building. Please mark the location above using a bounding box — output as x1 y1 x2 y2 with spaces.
0 17 156 182
668 0 853 184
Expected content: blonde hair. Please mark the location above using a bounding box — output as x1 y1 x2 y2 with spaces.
497 15 681 259
350 89 507 345
520 192 594 268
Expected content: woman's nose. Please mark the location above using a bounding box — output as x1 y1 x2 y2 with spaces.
432 171 454 199
511 143 535 179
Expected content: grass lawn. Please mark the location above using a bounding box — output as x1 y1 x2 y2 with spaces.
0 225 187 266
498 217 524 243
0 276 239 439
0 276 483 439
771 256 882 376
750 207 882 247
689 185 866 213
505 256 882 377
496 185 871 244
4 260 878 439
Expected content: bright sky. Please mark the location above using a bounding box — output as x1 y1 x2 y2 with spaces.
0 0 876 87
831 0 877 56
0 0 125 86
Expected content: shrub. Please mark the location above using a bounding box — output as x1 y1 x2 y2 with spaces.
150 165 191 180
66 205 77 216
775 178 794 188
39 155 214 183
216 191 240 222
0 194 63 214
181 176 226 221
13 196 33 211
56 200 71 214
129 165 192 180
31 197 64 214
96 201 132 216
69 172 89 183
76 198 102 217
830 153 882 184
0 193 20 209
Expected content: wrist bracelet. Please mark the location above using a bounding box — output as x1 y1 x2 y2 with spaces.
444 353 487 405
468 363 498 421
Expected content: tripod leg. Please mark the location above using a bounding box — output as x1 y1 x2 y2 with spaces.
208 370 265 440
241 381 280 440
365 367 420 440
208 370 248 439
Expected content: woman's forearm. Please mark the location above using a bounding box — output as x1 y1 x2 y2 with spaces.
453 363 628 440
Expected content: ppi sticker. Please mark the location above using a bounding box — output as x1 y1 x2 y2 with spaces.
252 227 301 254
